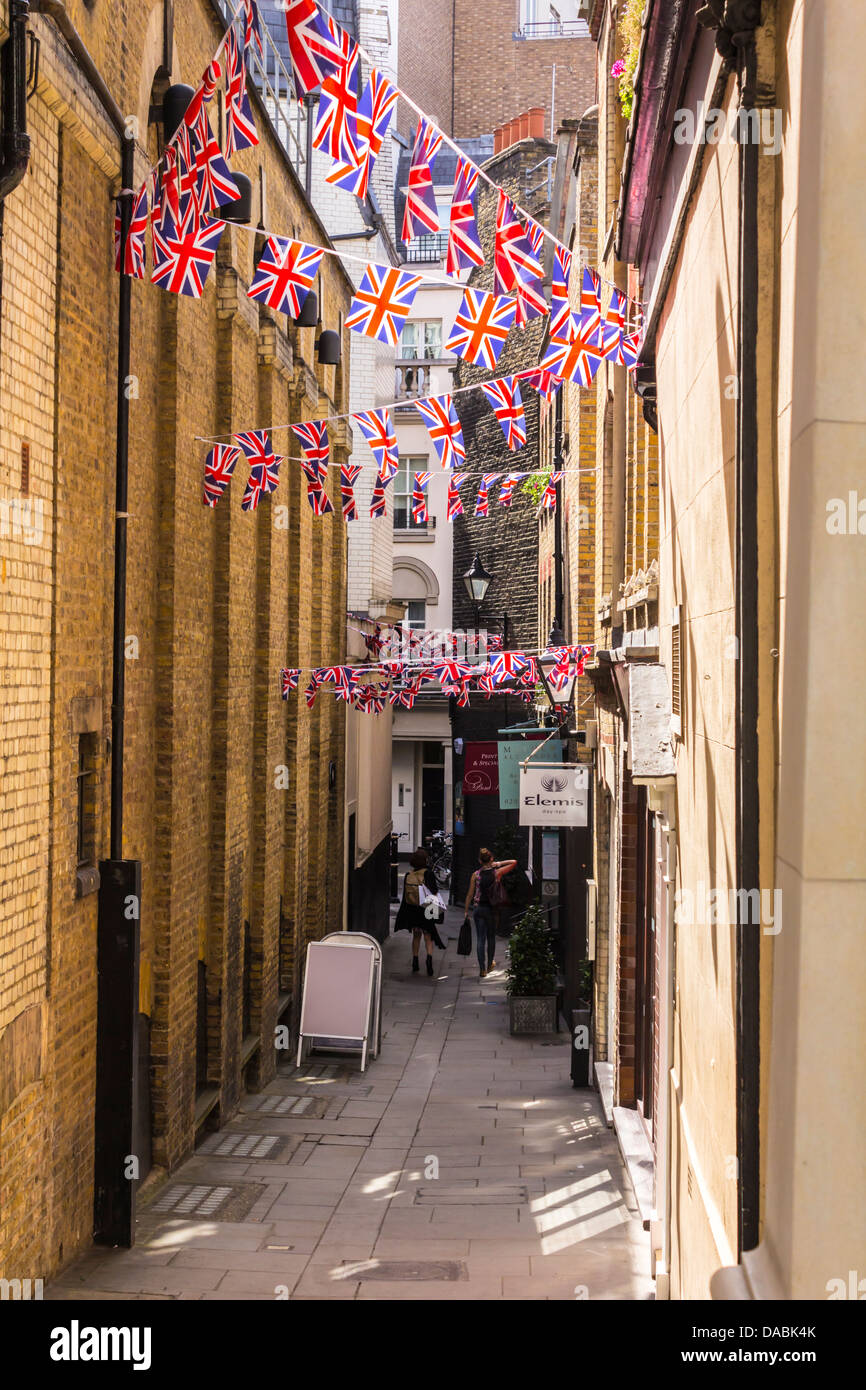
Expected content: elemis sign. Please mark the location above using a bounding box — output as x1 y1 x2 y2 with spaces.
519 765 589 826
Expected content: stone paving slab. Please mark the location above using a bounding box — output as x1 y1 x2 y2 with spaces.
48 917 652 1302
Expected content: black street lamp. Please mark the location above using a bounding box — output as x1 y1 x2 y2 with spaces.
463 552 493 629
538 620 579 727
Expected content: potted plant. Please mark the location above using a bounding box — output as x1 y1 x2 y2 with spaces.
506 904 559 1035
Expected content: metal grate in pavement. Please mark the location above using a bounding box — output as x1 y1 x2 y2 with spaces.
414 1184 529 1206
148 1183 266 1221
245 1094 329 1117
197 1132 292 1160
333 1260 468 1282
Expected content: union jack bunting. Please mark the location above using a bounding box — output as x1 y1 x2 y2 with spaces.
190 109 239 213
119 182 149 278
280 668 301 699
244 0 264 61
340 463 363 520
498 473 528 507
578 265 603 345
369 451 399 518
151 197 224 298
539 315 605 388
489 651 532 686
515 219 548 326
364 625 385 657
601 287 625 361
233 430 282 512
161 146 181 229
304 674 322 708
543 646 572 691
416 394 465 469
284 0 346 97
446 472 469 521
524 368 561 402
430 659 474 695
353 408 398 475
203 443 241 507
474 473 501 518
313 23 359 164
446 157 484 277
494 191 542 296
318 666 357 702
411 471 432 525
226 26 259 157
539 470 563 510
550 244 573 341
327 67 397 199
621 324 642 370
401 118 443 243
572 643 593 676
346 264 422 346
201 57 222 101
518 657 539 687
248 236 324 318
292 420 334 515
446 288 516 370
479 377 526 451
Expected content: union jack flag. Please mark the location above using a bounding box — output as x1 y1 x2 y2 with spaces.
578 265 603 345
498 473 528 507
430 659 473 694
347 264 421 346
115 181 149 278
446 157 484 276
474 473 501 518
621 323 643 370
524 368 561 402
244 0 264 61
284 0 346 97
369 452 398 518
353 408 398 475
446 472 469 521
203 443 241 507
226 26 258 157
201 57 222 102
340 463 363 520
234 430 282 512
248 236 323 318
304 676 321 708
489 651 532 685
494 191 542 296
292 420 333 515
515 219 548 326
151 197 224 298
539 315 605 387
411 471 432 525
601 287 625 362
401 118 443 243
318 666 357 702
313 22 359 164
539 470 563 510
416 394 465 469
446 288 515 370
327 68 397 199
479 377 526 451
280 668 301 699
161 146 181 229
190 109 239 213
543 646 572 691
550 244 573 341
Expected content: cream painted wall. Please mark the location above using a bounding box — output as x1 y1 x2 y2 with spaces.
655 76 742 1298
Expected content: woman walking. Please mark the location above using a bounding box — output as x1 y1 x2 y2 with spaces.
394 848 446 976
464 848 517 978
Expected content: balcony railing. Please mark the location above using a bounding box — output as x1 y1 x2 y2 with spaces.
403 232 450 263
512 20 590 39
395 359 450 400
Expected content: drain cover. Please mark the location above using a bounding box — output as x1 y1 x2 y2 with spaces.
197 1132 292 1160
335 1260 468 1282
247 1094 333 1117
148 1183 266 1221
414 1184 528 1206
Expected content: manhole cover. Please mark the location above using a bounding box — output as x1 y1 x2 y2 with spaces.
247 1094 331 1116
414 1184 528 1206
335 1260 468 1282
197 1132 292 1160
148 1183 266 1221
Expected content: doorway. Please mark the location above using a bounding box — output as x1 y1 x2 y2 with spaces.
421 742 445 845
634 787 657 1138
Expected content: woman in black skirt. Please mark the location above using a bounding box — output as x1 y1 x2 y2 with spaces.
394 848 446 976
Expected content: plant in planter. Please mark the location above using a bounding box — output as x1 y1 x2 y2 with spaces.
506 904 559 1035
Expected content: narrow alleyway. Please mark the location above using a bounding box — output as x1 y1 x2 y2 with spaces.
48 912 652 1302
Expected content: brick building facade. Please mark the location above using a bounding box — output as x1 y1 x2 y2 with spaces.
0 0 351 1282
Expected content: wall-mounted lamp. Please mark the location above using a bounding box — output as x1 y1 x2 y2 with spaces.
316 329 341 366
295 290 318 328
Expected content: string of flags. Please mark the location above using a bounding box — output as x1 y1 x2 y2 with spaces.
346 619 506 659
279 643 594 714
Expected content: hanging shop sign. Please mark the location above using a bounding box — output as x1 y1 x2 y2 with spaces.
463 741 500 795
519 764 589 827
498 736 563 809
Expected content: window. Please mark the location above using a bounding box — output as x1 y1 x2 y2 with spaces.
393 456 429 530
670 605 682 737
399 320 442 361
406 601 426 630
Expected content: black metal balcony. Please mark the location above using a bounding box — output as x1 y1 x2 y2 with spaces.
403 232 449 263
512 20 590 39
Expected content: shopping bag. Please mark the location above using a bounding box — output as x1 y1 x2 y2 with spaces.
457 917 472 955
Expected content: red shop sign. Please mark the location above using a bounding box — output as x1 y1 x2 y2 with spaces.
463 741 500 796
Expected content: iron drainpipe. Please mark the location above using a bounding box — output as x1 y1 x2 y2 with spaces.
734 31 761 1259
31 0 132 856
0 0 31 200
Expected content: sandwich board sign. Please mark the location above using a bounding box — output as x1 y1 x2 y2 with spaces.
519 764 589 827
297 939 377 1071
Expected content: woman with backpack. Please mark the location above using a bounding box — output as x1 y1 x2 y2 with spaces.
394 848 446 976
463 848 517 978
